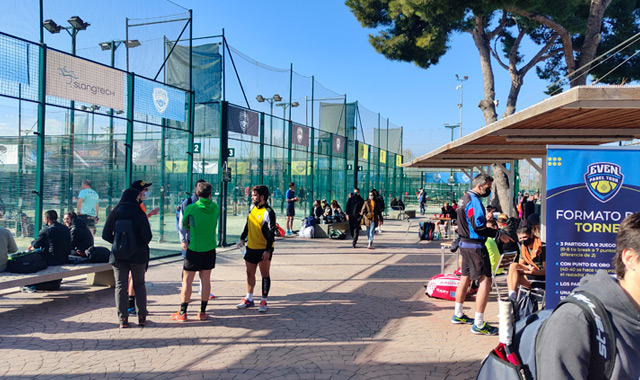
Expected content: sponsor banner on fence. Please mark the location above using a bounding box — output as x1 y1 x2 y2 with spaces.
0 35 30 85
379 149 387 164
134 77 186 122
545 146 640 308
46 50 125 110
332 135 345 154
358 142 369 160
0 144 18 165
396 154 402 167
292 124 309 147
228 105 259 137
115 141 158 166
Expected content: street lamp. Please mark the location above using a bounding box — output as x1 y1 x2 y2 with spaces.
99 39 141 210
276 101 299 120
444 124 460 142
43 15 90 212
455 74 468 139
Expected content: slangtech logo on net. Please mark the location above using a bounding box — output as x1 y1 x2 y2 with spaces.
59 66 118 97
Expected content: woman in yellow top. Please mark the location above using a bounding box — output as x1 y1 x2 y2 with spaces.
360 191 383 249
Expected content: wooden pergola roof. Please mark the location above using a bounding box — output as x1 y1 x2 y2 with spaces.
404 86 640 169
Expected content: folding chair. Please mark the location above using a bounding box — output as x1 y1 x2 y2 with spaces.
491 251 518 299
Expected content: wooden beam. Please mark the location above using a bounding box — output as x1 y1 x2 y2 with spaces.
494 128 640 136
525 157 542 174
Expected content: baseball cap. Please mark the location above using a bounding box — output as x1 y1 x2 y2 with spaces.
497 213 509 223
130 180 152 191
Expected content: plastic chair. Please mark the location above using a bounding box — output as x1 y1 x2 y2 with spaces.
491 251 518 299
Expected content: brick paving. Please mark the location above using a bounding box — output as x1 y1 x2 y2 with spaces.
0 217 501 379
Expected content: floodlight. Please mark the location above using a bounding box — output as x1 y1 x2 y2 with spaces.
256 95 265 102
99 42 112 51
91 105 100 111
79 105 88 111
273 94 282 102
43 19 62 34
125 40 141 48
291 102 299 107
68 16 89 30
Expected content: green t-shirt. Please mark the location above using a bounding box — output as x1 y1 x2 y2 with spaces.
182 198 219 252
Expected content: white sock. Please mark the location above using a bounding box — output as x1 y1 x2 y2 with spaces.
475 312 485 328
454 303 464 317
508 290 516 300
246 293 253 302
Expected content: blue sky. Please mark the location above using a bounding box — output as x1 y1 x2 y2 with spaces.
2 0 557 157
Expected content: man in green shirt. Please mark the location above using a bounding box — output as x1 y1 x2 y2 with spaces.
171 182 219 322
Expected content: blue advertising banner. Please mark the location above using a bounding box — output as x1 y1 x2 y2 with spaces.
134 77 186 122
545 146 640 308
424 171 471 184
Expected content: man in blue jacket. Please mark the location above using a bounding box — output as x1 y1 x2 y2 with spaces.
451 174 512 335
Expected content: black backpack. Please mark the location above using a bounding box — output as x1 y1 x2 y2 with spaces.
87 246 110 263
7 249 48 273
419 222 435 240
111 220 137 261
476 291 616 380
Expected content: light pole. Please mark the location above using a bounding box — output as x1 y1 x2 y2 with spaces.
256 94 282 186
43 16 90 211
444 124 460 142
99 40 141 210
455 74 468 139
276 101 299 213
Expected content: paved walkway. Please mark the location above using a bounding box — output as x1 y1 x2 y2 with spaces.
0 218 501 379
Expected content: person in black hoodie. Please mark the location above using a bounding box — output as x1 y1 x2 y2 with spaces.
102 188 152 328
345 188 365 248
64 211 94 255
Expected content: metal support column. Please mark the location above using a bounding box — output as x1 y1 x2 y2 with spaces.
34 44 47 234
218 101 229 246
125 74 135 186
259 112 265 185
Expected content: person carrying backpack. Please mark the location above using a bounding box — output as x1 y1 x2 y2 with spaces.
102 188 152 328
536 212 640 379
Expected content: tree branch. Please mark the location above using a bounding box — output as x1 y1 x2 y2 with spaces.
491 37 510 71
521 33 560 74
504 6 576 75
488 11 509 40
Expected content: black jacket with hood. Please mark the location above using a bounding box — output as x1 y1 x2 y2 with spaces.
102 188 152 264
70 217 94 253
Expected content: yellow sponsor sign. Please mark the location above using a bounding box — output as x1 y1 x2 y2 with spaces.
380 150 387 164
165 161 189 173
292 160 312 175
396 155 402 167
234 161 247 175
358 142 369 160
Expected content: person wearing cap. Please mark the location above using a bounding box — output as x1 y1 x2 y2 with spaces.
130 180 159 218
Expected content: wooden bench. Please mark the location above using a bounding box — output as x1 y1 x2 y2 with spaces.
0 263 114 291
314 222 349 238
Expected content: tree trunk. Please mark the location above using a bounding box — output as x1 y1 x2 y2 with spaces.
503 73 524 118
572 0 612 86
470 15 498 124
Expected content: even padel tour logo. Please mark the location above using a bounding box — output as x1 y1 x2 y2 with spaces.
239 110 249 133
584 162 624 203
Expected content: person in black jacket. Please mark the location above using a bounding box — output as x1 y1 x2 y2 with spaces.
345 188 365 248
102 188 153 328
22 210 72 293
64 211 94 255
31 210 71 266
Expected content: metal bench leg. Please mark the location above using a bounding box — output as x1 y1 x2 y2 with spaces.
87 270 115 286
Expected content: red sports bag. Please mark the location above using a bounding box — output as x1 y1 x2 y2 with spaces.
425 273 477 301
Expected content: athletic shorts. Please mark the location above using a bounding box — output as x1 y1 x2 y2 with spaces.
459 243 491 281
244 247 273 264
286 206 295 217
184 248 216 271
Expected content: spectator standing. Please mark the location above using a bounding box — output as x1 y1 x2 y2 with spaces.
537 212 640 379
418 188 427 215
171 182 219 322
346 188 365 249
360 191 383 249
77 179 99 235
177 179 214 300
236 185 276 313
64 211 94 255
102 188 152 328
451 174 512 335
0 226 18 272
285 182 299 236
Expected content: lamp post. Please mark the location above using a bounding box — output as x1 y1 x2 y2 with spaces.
256 94 282 185
276 101 299 213
43 16 90 211
455 74 468 139
444 124 460 142
99 40 141 210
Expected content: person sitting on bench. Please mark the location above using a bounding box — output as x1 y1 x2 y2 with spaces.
507 223 545 301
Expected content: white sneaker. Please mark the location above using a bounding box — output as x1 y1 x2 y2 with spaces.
258 299 268 312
